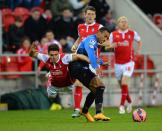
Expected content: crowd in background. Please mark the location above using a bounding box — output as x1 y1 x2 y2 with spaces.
0 0 155 79
0 0 117 74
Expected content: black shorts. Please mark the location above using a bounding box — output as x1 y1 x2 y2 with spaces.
68 61 96 88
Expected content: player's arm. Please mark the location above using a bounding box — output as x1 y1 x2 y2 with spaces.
104 33 116 50
136 41 142 55
72 54 90 63
29 43 49 63
71 24 82 52
134 31 142 55
29 43 39 58
84 42 99 69
71 37 81 52
62 54 90 64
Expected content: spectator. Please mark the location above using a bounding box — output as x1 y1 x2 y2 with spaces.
17 37 33 72
49 8 76 40
45 30 62 50
89 0 110 22
24 8 47 41
42 9 53 23
50 0 72 16
68 0 89 16
100 10 116 33
4 0 43 9
59 37 74 53
8 17 25 53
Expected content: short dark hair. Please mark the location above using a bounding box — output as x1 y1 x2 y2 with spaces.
84 6 96 13
99 27 110 33
48 44 60 53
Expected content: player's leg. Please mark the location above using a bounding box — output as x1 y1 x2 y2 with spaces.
89 76 111 121
121 61 135 113
72 80 83 118
47 86 62 110
119 76 130 114
68 61 110 121
81 92 95 122
114 64 126 114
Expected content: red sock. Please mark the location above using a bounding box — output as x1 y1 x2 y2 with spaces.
127 87 132 103
126 86 132 103
120 84 128 105
74 86 82 109
127 94 132 103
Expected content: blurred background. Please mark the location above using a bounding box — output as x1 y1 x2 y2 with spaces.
0 0 162 110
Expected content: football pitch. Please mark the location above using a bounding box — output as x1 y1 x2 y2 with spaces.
0 107 161 131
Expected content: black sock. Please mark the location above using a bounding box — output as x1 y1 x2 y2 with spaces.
95 86 105 114
82 92 95 114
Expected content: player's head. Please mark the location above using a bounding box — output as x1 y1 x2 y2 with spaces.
117 16 129 31
84 6 96 24
96 27 110 45
48 44 60 63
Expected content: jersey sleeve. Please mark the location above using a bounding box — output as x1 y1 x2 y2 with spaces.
134 31 141 42
99 24 103 29
84 39 99 69
37 53 49 63
62 54 73 64
109 33 114 46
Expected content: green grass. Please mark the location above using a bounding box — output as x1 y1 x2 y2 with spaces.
0 107 162 131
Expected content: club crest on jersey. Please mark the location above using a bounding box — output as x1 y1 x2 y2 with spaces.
89 39 96 48
128 35 131 39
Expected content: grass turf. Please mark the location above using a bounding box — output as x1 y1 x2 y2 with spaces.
0 107 161 131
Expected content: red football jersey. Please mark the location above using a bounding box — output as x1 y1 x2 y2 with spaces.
37 40 63 70
37 53 73 87
78 22 102 41
110 29 141 64
78 22 102 57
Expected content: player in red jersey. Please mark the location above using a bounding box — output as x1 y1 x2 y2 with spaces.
108 16 142 114
29 43 90 99
37 30 63 73
71 6 103 117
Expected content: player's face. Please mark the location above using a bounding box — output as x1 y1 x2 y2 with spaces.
84 10 96 24
98 31 109 45
49 51 59 63
118 19 129 31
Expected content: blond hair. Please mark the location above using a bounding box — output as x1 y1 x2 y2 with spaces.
117 16 128 23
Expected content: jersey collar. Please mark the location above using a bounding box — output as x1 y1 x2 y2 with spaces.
84 22 96 26
118 29 128 33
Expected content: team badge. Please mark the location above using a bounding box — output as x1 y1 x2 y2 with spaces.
89 39 96 48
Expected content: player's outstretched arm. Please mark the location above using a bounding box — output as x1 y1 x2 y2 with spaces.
29 42 38 58
72 54 90 63
71 37 81 52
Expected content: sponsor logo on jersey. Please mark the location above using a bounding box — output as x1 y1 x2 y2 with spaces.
51 70 63 75
118 41 129 46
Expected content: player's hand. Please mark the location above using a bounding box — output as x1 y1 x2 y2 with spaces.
71 44 78 52
29 41 38 57
96 68 103 76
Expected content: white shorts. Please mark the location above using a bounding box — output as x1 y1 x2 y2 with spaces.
47 85 73 98
114 61 135 80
